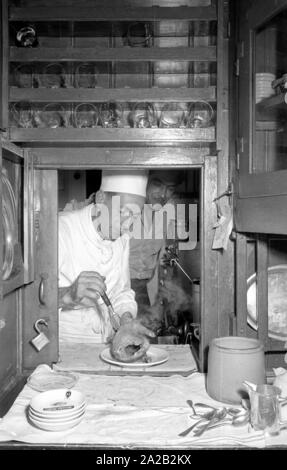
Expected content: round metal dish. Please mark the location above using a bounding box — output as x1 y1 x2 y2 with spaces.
247 264 287 341
2 172 17 281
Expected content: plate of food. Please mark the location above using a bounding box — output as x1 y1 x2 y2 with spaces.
247 264 287 341
100 346 169 368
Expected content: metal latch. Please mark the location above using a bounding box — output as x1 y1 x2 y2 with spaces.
213 183 233 202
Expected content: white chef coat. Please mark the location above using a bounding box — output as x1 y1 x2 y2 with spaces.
58 204 137 343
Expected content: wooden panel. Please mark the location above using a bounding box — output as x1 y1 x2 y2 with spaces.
235 195 287 234
235 0 287 235
2 270 24 297
9 6 217 21
256 237 269 347
9 87 217 103
10 46 217 62
1 0 8 130
0 292 20 387
236 233 248 337
10 0 212 6
31 147 207 169
257 93 287 110
9 127 216 144
200 155 218 371
239 170 287 197
1 137 24 157
237 0 252 176
216 0 234 337
0 376 26 418
247 0 287 29
22 170 58 370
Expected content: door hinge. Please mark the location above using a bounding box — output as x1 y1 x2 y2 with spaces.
235 58 240 77
227 21 231 39
236 137 244 170
235 41 245 77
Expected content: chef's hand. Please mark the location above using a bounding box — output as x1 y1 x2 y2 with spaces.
59 271 107 309
111 313 156 363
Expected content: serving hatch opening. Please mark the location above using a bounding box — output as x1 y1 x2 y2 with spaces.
57 167 201 351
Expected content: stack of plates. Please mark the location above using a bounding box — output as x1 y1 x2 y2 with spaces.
256 73 276 103
28 389 86 431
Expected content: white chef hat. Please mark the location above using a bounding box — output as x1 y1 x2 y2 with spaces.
100 170 148 197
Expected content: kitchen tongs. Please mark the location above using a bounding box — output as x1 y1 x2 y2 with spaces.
101 292 121 331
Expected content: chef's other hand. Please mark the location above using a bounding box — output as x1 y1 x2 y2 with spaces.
111 315 155 363
59 271 106 309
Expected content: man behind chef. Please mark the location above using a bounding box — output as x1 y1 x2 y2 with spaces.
129 170 184 309
58 169 154 361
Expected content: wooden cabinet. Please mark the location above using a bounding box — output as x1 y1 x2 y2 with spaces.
6 0 218 147
0 137 59 412
0 0 233 390
234 0 287 234
234 0 287 369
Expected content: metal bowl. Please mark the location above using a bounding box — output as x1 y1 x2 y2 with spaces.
247 265 287 341
2 172 17 280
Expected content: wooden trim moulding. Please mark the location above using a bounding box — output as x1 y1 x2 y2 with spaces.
9 87 217 103
30 147 209 169
9 127 216 144
9 46 217 63
9 6 217 22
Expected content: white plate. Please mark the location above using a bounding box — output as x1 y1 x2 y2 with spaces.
28 412 85 426
28 404 86 421
30 389 85 414
28 408 85 423
27 371 78 392
29 401 86 418
247 264 287 341
29 415 84 432
100 346 169 368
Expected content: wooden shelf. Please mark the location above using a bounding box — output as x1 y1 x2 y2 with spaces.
9 87 216 103
9 6 217 22
10 46 217 63
257 93 287 111
9 127 216 144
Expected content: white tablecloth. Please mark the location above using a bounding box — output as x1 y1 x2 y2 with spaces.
54 343 198 375
0 364 274 449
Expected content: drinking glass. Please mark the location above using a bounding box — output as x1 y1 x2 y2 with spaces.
187 101 214 128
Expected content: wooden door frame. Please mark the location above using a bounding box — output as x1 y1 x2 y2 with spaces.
25 147 220 371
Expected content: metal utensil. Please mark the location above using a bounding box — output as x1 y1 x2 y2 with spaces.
193 408 228 437
178 408 218 437
186 399 197 415
101 292 121 331
193 402 242 416
197 412 250 432
178 417 210 437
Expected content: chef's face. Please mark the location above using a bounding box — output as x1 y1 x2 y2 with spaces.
146 177 177 209
98 192 145 240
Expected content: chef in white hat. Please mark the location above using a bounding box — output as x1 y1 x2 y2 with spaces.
58 169 155 360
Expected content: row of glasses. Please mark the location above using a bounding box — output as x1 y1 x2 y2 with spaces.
10 102 121 128
15 22 153 49
12 62 215 90
10 101 215 129
12 62 100 89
